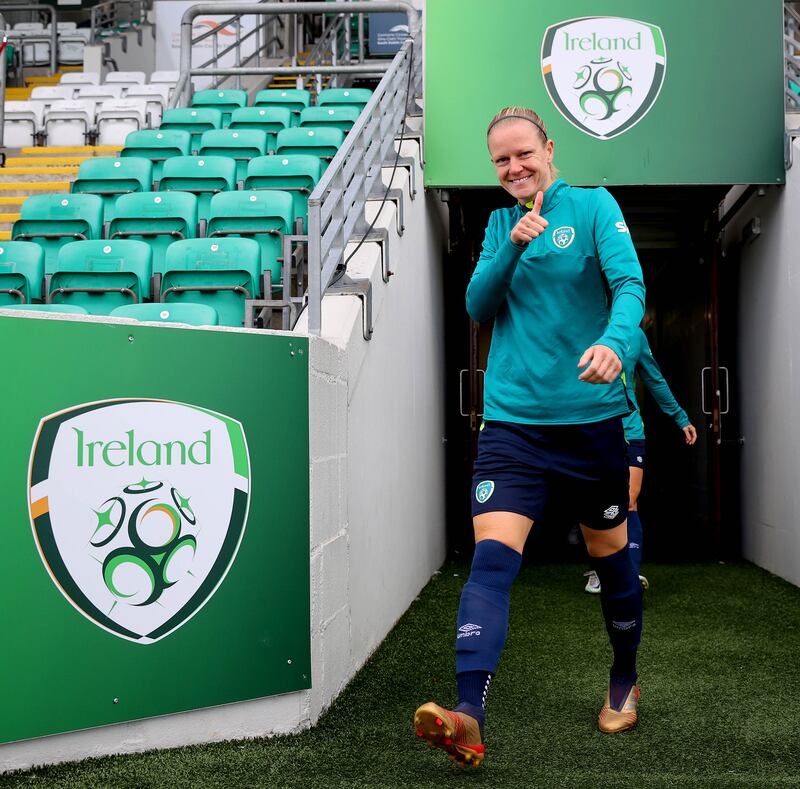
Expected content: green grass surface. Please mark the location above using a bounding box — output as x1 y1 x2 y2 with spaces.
4 562 800 788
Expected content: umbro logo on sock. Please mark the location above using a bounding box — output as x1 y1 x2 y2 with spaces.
629 542 640 549
457 623 482 639
612 620 637 631
603 505 620 520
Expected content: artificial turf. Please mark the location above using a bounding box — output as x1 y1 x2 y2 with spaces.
4 561 800 788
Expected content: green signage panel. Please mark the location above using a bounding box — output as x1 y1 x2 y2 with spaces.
0 317 310 744
425 0 784 186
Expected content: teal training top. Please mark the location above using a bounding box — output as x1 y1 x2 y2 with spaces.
622 328 690 441
467 179 645 425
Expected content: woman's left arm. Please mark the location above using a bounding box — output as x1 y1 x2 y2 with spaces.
592 188 646 361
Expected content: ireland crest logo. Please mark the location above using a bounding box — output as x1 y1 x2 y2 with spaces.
28 399 250 644
541 17 667 140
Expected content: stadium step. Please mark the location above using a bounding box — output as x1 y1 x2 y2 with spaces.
0 166 79 175
5 87 33 100
0 181 71 193
19 146 121 156
5 156 113 167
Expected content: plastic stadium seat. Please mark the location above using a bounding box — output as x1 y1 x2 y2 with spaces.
1 303 88 314
124 84 170 126
198 129 268 183
228 107 290 152
4 101 44 147
30 85 75 105
105 71 146 89
12 193 104 274
159 108 223 152
121 129 192 181
44 100 96 146
60 72 100 86
95 99 149 146
191 89 247 125
207 190 294 290
150 70 179 85
110 302 219 326
318 87 373 111
158 156 237 221
244 154 323 232
275 127 344 167
109 191 198 275
13 23 46 66
0 242 45 304
71 157 154 223
299 105 360 133
160 238 261 327
76 84 124 103
254 88 310 125
57 27 90 65
49 239 152 315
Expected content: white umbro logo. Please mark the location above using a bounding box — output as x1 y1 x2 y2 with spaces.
603 505 620 520
457 623 482 639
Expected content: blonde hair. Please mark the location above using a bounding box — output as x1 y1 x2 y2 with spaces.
487 106 559 179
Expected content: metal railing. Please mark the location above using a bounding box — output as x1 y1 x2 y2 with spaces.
307 31 421 335
89 0 151 46
171 2 418 108
786 2 800 108
2 3 57 73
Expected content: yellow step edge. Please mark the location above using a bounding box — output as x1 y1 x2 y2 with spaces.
0 231 11 240
0 213 21 222
0 196 26 204
5 157 95 166
0 181 70 190
1 167 79 175
19 146 121 155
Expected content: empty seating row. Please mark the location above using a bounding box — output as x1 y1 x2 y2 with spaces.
2 302 220 327
9 22 90 65
0 238 260 326
59 71 178 88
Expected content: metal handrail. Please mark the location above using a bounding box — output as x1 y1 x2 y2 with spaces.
307 33 421 335
90 0 150 46
1 3 57 73
172 2 419 108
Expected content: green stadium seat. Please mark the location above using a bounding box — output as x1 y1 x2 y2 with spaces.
110 302 219 326
121 129 192 181
299 105 360 133
190 89 248 125
254 88 311 126
0 303 89 314
197 129 268 184
108 191 198 276
160 238 261 327
158 155 237 222
275 127 344 168
159 108 224 152
207 190 293 291
71 157 154 224
49 239 153 315
12 194 104 275
245 154 323 232
317 87 372 112
228 107 291 151
0 241 45 304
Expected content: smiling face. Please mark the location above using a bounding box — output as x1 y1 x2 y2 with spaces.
487 119 555 203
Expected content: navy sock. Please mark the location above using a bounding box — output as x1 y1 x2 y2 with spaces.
455 671 490 737
626 510 643 577
590 543 642 708
455 539 522 676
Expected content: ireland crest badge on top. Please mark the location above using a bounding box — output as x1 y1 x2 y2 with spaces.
541 17 667 140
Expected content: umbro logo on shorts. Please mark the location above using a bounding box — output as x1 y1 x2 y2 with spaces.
603 505 620 520
457 623 482 639
612 620 637 631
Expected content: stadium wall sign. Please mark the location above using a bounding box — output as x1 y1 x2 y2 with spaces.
424 0 785 186
0 316 310 744
541 17 666 140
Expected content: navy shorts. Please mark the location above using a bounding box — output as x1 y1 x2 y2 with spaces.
626 439 646 469
471 417 629 530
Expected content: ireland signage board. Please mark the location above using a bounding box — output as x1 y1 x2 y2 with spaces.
0 316 310 744
425 0 784 186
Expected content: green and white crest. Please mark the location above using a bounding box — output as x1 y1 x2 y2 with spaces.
475 480 495 504
553 226 576 249
28 399 251 644
541 16 667 140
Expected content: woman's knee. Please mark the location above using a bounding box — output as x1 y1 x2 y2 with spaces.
473 511 533 554
581 521 628 558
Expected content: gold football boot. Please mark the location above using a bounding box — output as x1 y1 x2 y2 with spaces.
598 684 639 733
414 702 485 768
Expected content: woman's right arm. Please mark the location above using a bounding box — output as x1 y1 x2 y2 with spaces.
465 211 528 322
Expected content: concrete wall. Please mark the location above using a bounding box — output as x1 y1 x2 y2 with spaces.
2 140 448 772
723 133 800 585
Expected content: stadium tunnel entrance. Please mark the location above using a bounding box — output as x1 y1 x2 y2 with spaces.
441 184 746 563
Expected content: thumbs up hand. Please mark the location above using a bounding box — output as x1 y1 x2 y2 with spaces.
510 190 549 245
